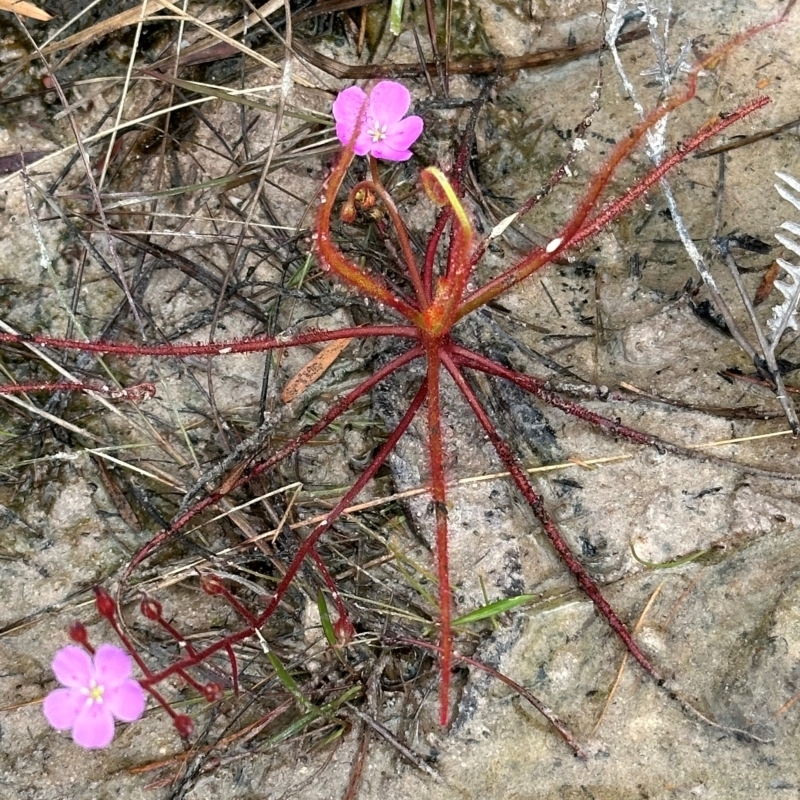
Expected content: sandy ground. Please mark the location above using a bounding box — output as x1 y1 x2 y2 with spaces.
1 1 800 798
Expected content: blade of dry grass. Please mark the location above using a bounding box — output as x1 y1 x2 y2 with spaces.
0 0 51 21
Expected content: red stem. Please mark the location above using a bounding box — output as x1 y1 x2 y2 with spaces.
423 338 454 725
440 347 660 681
566 97 771 250
122 344 425 581
450 345 657 447
456 94 770 321
422 207 450 301
349 178 427 308
102 596 219 717
0 326 418 358
147 381 429 686
251 380 428 627
316 148 423 324
428 203 476 337
389 635 586 759
421 81 485 299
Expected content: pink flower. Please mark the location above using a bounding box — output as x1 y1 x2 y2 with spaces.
43 644 146 748
332 81 423 161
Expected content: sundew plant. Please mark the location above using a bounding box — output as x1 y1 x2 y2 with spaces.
1 0 799 794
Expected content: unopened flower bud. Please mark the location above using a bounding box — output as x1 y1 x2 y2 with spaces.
340 200 356 224
202 682 224 702
174 714 194 738
93 586 116 621
68 621 90 647
200 574 224 596
334 617 355 646
140 596 163 621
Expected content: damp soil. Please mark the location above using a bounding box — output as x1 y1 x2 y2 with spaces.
1 1 800 799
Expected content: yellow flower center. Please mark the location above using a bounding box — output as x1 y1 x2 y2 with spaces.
368 123 387 143
83 680 105 704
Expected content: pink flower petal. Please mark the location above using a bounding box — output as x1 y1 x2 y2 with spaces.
51 646 93 689
105 679 146 722
369 142 414 162
342 126 374 157
93 644 132 689
369 81 411 125
332 81 423 160
332 85 369 150
381 115 424 156
72 702 116 749
43 687 86 730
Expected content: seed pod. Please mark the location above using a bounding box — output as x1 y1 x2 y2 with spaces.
93 586 116 621
68 621 90 647
174 714 194 738
200 574 225 596
140 596 163 621
202 682 224 702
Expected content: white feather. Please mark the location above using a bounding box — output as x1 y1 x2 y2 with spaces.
769 173 800 341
